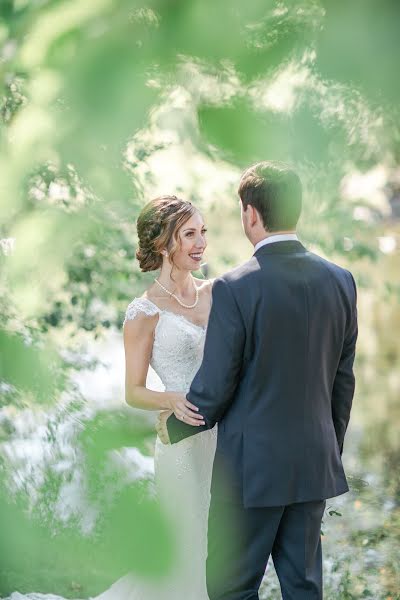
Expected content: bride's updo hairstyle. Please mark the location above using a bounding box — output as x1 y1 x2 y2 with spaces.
136 195 197 272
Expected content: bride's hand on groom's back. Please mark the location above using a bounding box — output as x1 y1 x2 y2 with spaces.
166 392 205 426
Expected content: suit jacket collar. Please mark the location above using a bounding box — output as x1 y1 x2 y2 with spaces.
253 240 307 257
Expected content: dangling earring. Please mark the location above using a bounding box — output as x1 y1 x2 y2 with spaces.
162 249 169 257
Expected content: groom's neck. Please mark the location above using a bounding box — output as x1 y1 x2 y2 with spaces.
251 229 297 247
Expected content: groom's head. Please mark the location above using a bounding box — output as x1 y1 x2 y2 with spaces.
238 161 302 244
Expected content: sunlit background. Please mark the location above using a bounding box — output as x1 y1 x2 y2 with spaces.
1 0 399 598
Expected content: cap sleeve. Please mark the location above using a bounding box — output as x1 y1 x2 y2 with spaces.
123 298 160 325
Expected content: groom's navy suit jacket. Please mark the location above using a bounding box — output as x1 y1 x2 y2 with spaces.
167 241 358 508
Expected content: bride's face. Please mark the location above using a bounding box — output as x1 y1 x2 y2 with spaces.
173 211 207 271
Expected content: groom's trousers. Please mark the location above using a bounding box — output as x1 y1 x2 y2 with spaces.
206 492 326 600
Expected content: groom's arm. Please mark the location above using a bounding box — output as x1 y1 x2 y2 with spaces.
166 277 245 444
332 271 358 455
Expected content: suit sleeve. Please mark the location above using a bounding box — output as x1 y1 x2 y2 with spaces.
332 271 358 455
167 277 245 444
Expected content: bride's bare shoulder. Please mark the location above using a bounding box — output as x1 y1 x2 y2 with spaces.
141 283 158 302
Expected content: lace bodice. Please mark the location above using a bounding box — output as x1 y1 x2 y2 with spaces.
124 298 207 393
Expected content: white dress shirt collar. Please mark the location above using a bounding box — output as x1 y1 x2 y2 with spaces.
254 233 299 254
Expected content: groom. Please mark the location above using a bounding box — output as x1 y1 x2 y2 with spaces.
157 161 357 600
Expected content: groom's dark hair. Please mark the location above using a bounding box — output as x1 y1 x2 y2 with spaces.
238 161 302 231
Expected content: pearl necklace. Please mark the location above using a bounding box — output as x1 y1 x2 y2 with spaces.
154 277 199 309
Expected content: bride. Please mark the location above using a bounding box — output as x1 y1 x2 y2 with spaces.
7 195 216 600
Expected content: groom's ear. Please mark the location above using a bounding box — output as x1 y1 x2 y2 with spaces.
249 204 260 227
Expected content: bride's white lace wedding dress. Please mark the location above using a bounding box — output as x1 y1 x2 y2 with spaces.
7 297 217 600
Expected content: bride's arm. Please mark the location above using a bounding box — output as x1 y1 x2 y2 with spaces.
124 314 205 425
124 313 174 411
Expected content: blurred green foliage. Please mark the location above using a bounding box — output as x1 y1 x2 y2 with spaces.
1 0 398 342
1 0 399 597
